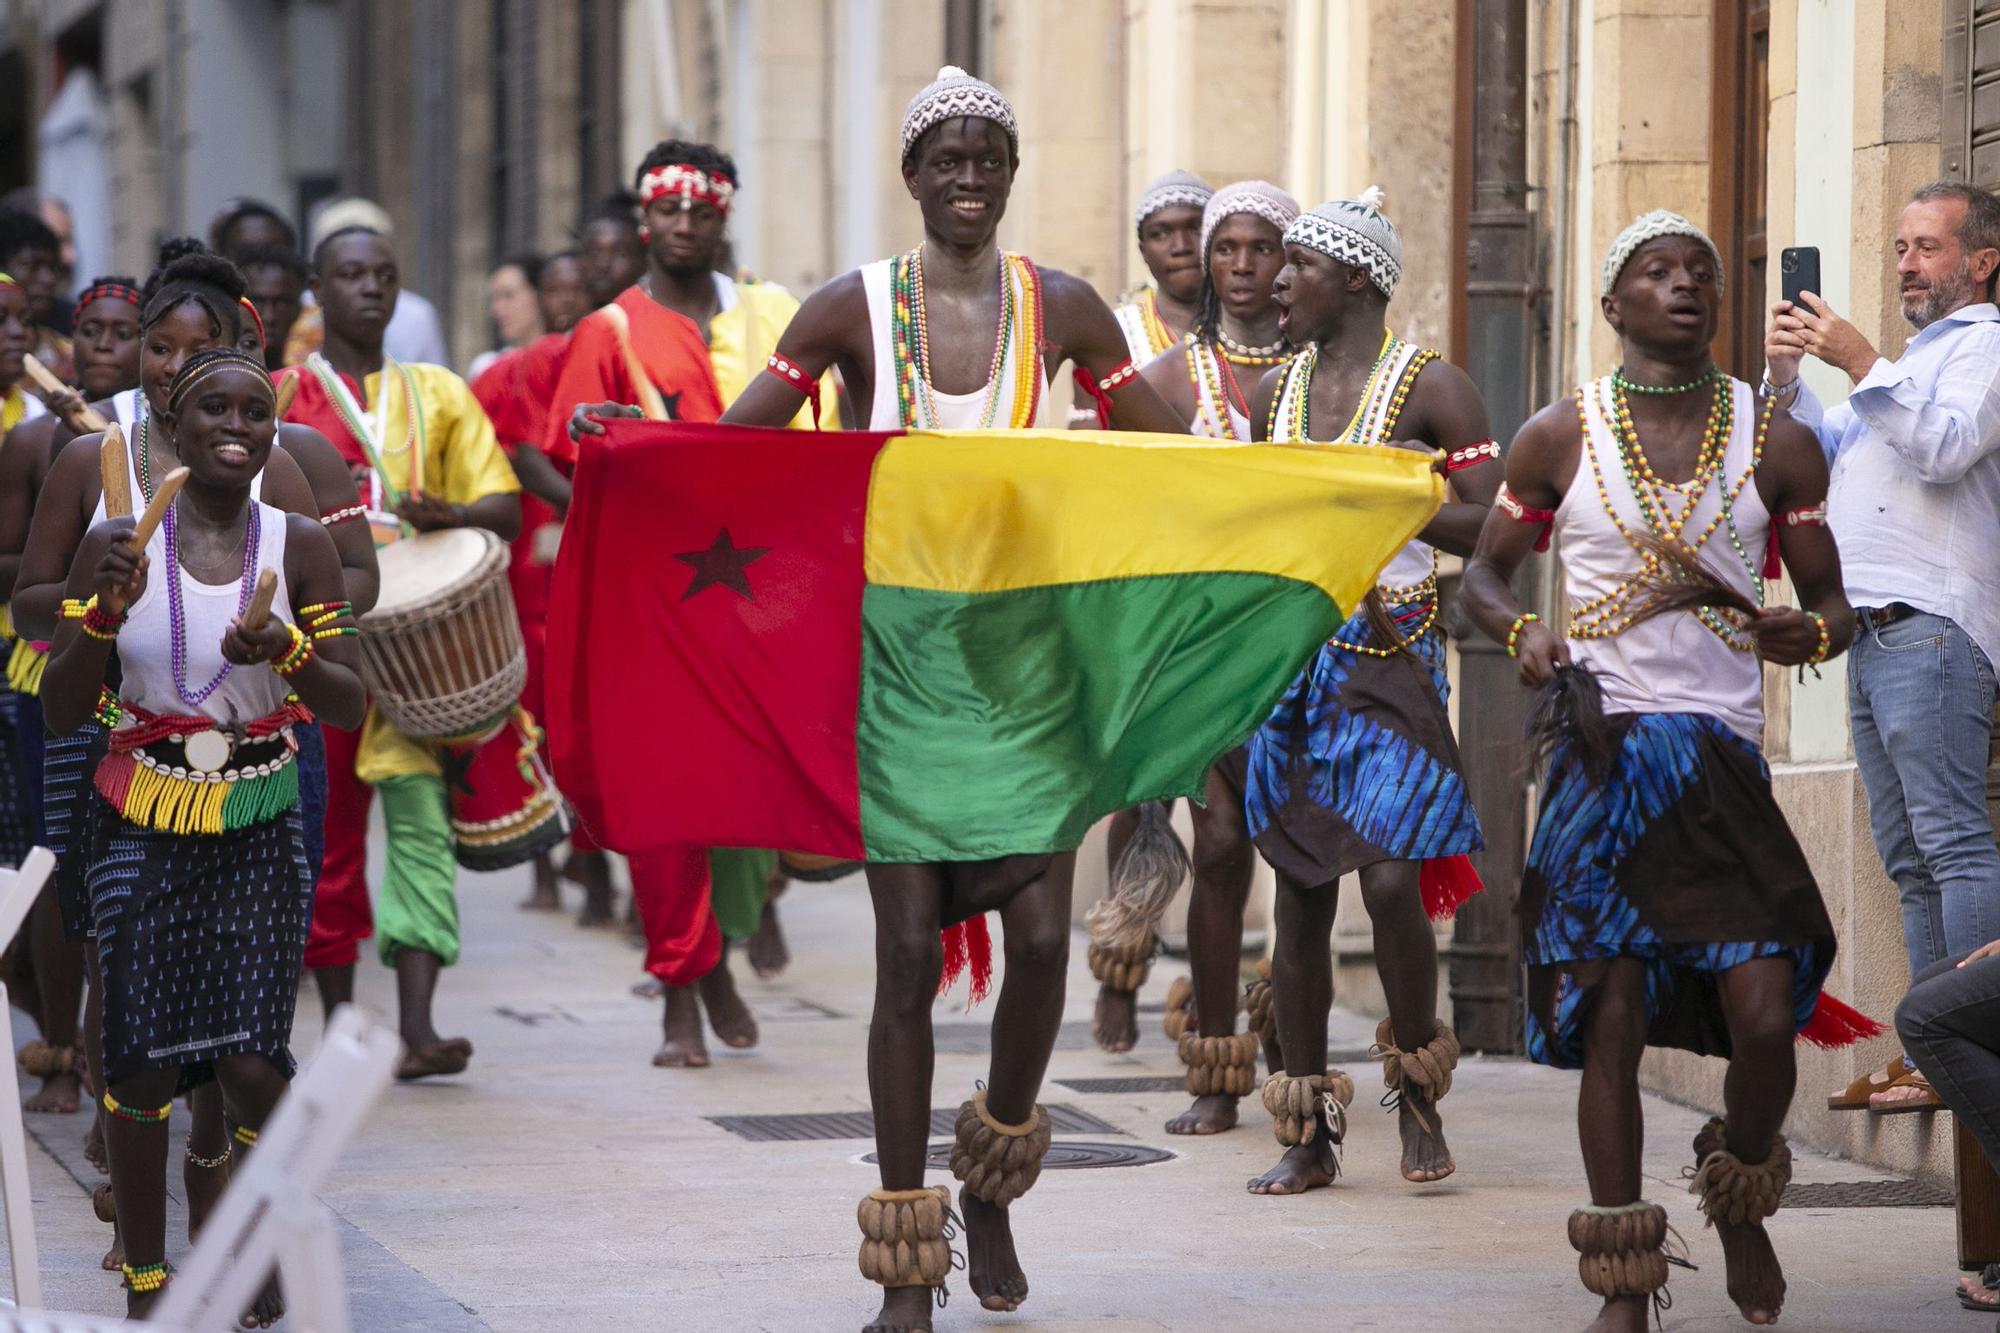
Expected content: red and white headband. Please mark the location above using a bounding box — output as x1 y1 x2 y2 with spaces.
639 164 736 214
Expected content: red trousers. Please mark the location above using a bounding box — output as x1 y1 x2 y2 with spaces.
628 847 719 987
307 721 374 969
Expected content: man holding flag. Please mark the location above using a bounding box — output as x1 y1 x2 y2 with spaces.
557 68 1440 1332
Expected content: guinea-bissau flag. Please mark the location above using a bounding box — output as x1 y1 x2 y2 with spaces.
546 421 1441 869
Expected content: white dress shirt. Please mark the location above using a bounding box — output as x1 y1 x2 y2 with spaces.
1787 301 2000 667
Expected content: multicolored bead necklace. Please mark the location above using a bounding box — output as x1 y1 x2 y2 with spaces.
1184 337 1255 440
1214 325 1287 367
1138 290 1175 358
1611 364 1722 396
888 247 1043 430
164 498 261 706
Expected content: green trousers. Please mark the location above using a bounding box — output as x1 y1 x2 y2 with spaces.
376 773 460 967
708 848 775 942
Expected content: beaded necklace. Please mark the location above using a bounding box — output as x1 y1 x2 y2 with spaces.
1184 337 1253 440
1139 290 1175 357
1215 324 1287 366
164 497 261 706
1612 364 1721 396
887 248 1043 430
1567 375 1775 648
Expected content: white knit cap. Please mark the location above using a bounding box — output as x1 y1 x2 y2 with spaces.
1283 187 1404 299
1134 170 1213 233
1601 209 1725 297
1199 181 1301 269
900 66 1019 162
309 197 394 253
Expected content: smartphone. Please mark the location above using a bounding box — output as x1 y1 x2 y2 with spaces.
1781 246 1821 308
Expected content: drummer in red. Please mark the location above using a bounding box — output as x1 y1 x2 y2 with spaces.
277 225 523 1080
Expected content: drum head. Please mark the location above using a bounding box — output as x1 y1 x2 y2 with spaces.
370 528 501 615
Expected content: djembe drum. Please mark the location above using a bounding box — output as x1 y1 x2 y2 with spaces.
357 529 526 744
442 709 568 871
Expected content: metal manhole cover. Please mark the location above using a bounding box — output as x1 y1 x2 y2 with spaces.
859 1141 1178 1169
1054 1077 1187 1094
708 1103 1125 1142
1787 1179 1953 1208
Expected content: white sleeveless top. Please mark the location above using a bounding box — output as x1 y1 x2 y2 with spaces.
1271 336 1438 591
116 498 292 726
1185 339 1252 441
1556 374 1770 744
860 254 1044 431
1112 290 1175 366
90 390 263 528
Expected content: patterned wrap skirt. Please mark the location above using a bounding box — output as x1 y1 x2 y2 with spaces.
295 720 327 887
46 722 109 942
1229 597 1483 886
1522 710 1834 1070
88 798 313 1089
0 685 40 868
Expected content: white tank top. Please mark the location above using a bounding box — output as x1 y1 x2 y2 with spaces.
116 497 292 726
1113 291 1174 365
1556 374 1770 744
1184 339 1252 441
90 390 264 528
1271 335 1439 591
860 253 1045 430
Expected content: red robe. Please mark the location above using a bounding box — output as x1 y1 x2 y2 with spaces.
542 287 723 464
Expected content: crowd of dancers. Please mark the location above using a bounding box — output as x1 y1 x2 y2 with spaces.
0 60 1883 1332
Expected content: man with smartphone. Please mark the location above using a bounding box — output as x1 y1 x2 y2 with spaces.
1765 179 2000 1116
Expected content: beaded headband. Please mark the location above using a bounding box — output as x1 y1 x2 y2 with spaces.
166 348 275 413
0 272 17 292
1284 188 1404 299
1134 171 1213 233
1199 181 1300 271
78 280 143 309
901 65 1019 161
638 164 736 214
1602 209 1724 297
238 296 268 348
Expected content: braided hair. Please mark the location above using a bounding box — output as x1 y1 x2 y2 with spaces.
140 241 247 343
165 347 273 414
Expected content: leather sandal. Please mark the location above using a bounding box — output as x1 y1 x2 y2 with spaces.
1826 1054 1907 1111
1869 1067 1943 1115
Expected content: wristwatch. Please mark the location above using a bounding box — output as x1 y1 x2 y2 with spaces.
1760 372 1801 401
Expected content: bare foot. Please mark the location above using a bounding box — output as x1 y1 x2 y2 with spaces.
1582 1294 1648 1331
1092 984 1137 1053
863 1284 934 1332
1165 1093 1239 1135
100 1225 123 1273
239 1273 284 1329
396 1037 473 1081
125 1287 161 1321
746 902 790 979
1246 1139 1337 1195
653 986 710 1067
959 1189 1027 1312
23 1069 80 1114
519 852 561 911
1397 1085 1454 1182
1714 1212 1785 1325
83 1115 108 1174
185 1154 230 1242
699 964 758 1049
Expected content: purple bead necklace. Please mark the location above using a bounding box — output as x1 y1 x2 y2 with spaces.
164 497 261 707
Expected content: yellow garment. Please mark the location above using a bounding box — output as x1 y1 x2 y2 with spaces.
707 279 834 430
1 386 25 435
351 362 521 784
284 305 324 368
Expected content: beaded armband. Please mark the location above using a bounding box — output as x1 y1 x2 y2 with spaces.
764 354 823 428
1097 359 1140 393
298 600 360 643
320 503 368 527
1506 612 1541 658
1778 504 1827 527
1495 483 1556 552
1445 440 1501 473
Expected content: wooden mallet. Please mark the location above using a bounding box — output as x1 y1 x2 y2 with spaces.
23 354 109 434
274 373 299 418
241 569 279 632
99 425 132 519
127 467 189 552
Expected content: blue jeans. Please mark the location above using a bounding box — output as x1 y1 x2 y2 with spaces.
1849 610 2000 978
1896 950 2000 1172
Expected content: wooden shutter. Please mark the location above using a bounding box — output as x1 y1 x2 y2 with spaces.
1943 0 2000 186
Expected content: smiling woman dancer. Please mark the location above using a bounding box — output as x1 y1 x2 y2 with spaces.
42 348 365 1324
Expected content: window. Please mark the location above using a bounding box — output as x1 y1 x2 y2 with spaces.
1943 1 2000 186
1710 0 1771 380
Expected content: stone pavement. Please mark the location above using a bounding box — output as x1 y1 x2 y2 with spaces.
6 860 1971 1330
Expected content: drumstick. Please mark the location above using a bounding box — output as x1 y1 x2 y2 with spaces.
24 354 110 434
241 569 279 631
127 467 189 552
274 372 299 418
602 304 670 421
100 425 133 519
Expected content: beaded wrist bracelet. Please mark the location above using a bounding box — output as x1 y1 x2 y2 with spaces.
62 595 125 640
1804 610 1831 666
1506 612 1541 658
272 624 315 677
